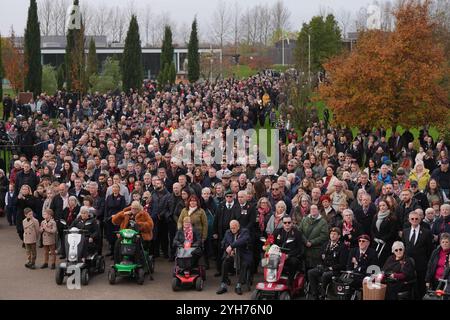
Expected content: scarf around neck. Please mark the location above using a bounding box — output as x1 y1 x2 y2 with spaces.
188 207 197 216
376 210 390 231
258 207 270 232
184 224 193 243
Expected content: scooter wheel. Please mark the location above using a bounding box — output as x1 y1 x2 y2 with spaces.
136 268 145 285
172 278 181 291
55 266 64 285
108 269 116 285
279 292 291 300
251 290 262 300
98 257 106 274
195 277 204 291
81 269 89 286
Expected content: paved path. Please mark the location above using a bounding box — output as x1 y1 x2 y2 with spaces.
0 216 257 300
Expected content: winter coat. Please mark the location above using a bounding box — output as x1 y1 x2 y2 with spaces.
298 215 329 269
221 227 253 266
23 217 40 244
173 228 202 248
40 218 57 246
177 207 208 241
408 169 431 191
112 207 154 241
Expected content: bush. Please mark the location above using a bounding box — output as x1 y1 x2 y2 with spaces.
42 65 57 95
90 57 121 93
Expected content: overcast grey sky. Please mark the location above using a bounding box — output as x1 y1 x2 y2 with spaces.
1 0 377 37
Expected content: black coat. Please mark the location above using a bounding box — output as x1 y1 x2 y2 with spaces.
337 220 363 248
150 188 170 221
382 255 416 282
398 199 421 229
371 214 398 265
173 228 202 248
272 227 305 259
14 170 40 194
70 217 99 240
221 228 253 265
235 203 257 234
16 195 37 228
413 191 430 212
353 203 377 235
213 202 241 240
425 247 450 284
347 247 379 274
320 240 349 272
402 226 433 272
50 195 66 221
69 187 89 204
105 194 126 219
167 194 185 224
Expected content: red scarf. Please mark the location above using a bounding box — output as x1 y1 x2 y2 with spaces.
184 224 193 243
323 175 332 189
258 207 270 232
67 207 76 225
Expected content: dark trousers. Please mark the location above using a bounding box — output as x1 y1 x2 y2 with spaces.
105 220 119 253
168 221 177 258
216 241 225 273
3 108 11 121
221 255 249 285
416 269 427 299
308 267 335 297
284 257 301 287
56 222 66 256
154 219 168 257
97 219 104 255
6 206 16 225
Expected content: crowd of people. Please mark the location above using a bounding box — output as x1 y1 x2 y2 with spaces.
1 71 449 299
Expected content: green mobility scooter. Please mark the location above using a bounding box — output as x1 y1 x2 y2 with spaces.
108 222 155 285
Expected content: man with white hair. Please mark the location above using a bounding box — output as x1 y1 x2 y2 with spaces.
402 210 433 298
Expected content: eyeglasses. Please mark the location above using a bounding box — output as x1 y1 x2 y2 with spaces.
394 248 403 252
358 239 369 243
410 217 419 221
272 188 279 191
283 221 292 224
226 195 233 198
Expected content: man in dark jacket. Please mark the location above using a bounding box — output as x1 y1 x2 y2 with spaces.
308 227 349 299
402 211 433 298
167 182 184 260
431 158 449 197
50 183 70 258
213 190 240 276
398 189 421 229
235 190 257 235
14 161 40 194
272 215 304 288
346 234 379 289
17 121 37 161
353 194 377 235
216 220 252 295
150 178 170 258
2 94 12 121
410 181 430 211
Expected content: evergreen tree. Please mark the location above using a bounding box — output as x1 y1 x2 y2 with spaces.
86 37 98 89
57 64 65 90
187 18 200 82
158 25 175 88
65 0 85 93
122 15 143 93
24 0 42 97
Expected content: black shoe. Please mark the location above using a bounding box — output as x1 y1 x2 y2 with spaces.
214 272 222 277
216 284 228 295
40 263 48 269
59 255 66 260
225 278 231 286
29 264 36 270
25 263 31 268
22 243 25 248
51 264 56 270
235 284 243 295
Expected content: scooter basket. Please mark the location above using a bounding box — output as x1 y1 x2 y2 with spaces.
120 243 136 256
177 257 193 270
363 281 387 300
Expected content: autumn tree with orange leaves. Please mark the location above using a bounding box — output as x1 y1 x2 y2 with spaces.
1 36 28 94
318 0 449 132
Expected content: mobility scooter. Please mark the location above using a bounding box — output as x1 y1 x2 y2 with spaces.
55 220 105 286
171 242 206 291
252 238 305 300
